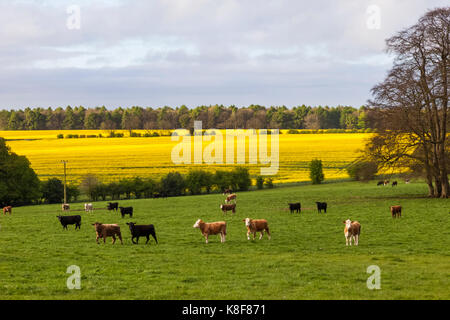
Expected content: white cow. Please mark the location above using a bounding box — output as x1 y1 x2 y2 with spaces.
84 203 93 213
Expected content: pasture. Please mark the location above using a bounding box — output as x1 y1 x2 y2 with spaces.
0 181 448 300
2 130 370 184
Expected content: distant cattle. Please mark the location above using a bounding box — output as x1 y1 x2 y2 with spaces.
61 203 70 211
288 203 301 214
57 215 81 230
343 219 361 246
84 203 93 213
392 181 398 187
243 218 271 240
405 178 410 184
225 193 237 203
2 206 12 215
193 219 227 244
107 202 119 211
220 203 236 214
126 222 158 244
223 189 233 195
377 181 384 186
119 206 133 218
92 222 123 244
390 205 402 218
384 180 390 186
316 202 327 213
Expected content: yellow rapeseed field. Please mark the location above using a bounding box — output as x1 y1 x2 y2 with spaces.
1 130 371 184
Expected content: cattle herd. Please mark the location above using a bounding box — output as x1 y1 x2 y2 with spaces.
2 182 406 246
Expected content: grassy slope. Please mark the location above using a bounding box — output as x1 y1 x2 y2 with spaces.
0 181 449 300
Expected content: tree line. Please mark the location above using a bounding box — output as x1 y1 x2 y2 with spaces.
0 104 376 131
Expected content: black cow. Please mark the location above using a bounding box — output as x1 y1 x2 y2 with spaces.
107 202 119 211
392 181 398 187
288 203 301 214
126 222 158 244
119 206 133 218
316 202 327 213
377 181 384 186
57 215 81 230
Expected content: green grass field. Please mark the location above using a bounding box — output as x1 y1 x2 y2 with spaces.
0 181 448 300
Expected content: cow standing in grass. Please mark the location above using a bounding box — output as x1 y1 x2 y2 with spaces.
390 205 402 218
57 215 81 230
243 218 271 240
193 219 227 244
92 222 123 244
288 203 301 214
2 206 12 215
343 219 361 246
126 222 158 244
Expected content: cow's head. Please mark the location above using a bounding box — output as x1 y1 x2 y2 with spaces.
343 219 352 228
57 215 62 221
243 218 251 227
193 219 202 228
92 222 102 229
126 222 136 230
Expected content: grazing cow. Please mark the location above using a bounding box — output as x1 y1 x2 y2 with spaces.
126 222 158 244
223 189 233 195
392 181 398 187
225 193 237 203
193 219 227 243
343 219 361 246
377 181 384 186
405 178 410 184
220 203 236 214
2 206 12 215
62 203 70 211
57 215 81 230
107 202 119 211
91 222 123 244
119 206 133 218
288 203 301 214
316 202 327 213
84 203 93 213
243 218 271 240
390 205 402 218
383 180 390 186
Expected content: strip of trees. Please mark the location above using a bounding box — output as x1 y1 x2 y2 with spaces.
0 105 375 131
360 7 449 198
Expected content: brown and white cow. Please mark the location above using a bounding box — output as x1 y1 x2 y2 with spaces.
2 206 12 215
193 219 227 244
343 219 361 246
225 193 237 203
243 218 271 240
220 203 236 214
92 222 123 244
62 203 70 211
390 205 402 218
84 203 93 213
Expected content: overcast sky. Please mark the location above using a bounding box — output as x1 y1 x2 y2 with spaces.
0 0 448 109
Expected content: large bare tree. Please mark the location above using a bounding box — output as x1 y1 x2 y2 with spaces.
366 7 449 198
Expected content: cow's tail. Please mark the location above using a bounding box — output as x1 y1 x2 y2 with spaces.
223 223 227 236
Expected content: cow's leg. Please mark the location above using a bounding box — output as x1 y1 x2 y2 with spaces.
355 235 359 246
205 235 209 244
131 236 137 244
266 228 271 240
151 232 158 244
247 231 251 240
259 231 264 240
135 236 139 244
111 235 116 244
345 237 349 246
222 233 226 243
145 235 150 244
118 233 123 244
